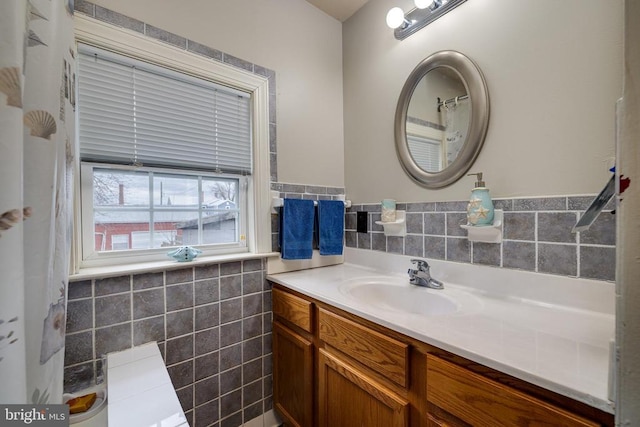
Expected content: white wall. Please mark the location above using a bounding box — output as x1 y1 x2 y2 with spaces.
343 0 623 203
90 0 345 188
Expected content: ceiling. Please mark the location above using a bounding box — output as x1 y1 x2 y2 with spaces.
305 0 371 22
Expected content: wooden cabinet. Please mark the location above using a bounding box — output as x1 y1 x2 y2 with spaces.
271 284 614 427
318 348 409 427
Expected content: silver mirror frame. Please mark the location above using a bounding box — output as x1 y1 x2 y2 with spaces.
395 50 489 188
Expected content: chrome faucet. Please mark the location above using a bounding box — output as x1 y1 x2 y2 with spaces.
408 259 444 289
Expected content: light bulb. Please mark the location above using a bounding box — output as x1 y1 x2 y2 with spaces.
386 7 405 29
414 0 434 9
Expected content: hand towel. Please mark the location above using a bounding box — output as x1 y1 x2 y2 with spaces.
280 198 315 260
317 200 344 256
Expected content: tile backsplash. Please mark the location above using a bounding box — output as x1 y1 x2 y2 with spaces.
345 196 615 282
65 259 273 427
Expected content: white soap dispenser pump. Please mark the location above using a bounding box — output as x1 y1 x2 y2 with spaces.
466 172 494 226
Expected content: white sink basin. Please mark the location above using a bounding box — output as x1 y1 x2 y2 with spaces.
339 279 460 316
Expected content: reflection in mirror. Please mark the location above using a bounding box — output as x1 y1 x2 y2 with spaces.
395 51 489 189
406 67 470 172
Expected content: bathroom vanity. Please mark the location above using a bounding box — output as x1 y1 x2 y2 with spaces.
268 249 615 427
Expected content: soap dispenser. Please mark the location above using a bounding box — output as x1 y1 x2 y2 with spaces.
466 173 494 226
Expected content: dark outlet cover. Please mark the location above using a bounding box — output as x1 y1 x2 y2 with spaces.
356 211 368 233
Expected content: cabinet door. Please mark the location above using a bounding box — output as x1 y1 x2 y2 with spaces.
318 348 409 427
273 321 313 427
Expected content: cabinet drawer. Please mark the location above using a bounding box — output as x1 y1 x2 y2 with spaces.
318 308 408 388
426 354 599 427
272 287 313 333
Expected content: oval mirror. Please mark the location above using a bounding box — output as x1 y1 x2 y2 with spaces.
395 51 489 188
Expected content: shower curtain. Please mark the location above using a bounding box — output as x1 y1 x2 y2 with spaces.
0 0 76 404
443 100 469 166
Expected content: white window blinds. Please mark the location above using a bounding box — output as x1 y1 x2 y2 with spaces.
78 46 252 174
407 134 442 172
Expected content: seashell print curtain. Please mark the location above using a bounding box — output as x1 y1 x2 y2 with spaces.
0 0 76 404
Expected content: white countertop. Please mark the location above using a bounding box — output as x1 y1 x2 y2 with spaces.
267 248 615 414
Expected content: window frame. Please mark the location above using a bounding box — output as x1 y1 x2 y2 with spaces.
73 14 272 271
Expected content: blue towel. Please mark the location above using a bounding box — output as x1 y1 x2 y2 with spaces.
280 198 315 260
317 200 344 256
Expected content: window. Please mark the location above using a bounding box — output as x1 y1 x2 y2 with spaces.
74 16 271 268
407 134 442 171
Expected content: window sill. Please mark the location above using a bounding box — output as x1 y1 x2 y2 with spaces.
70 251 280 281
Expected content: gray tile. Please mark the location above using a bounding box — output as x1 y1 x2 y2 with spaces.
65 331 93 365
95 293 131 327
424 212 445 235
66 299 92 333
503 212 535 241
326 187 344 195
580 246 615 281
74 0 94 16
436 201 468 212
133 272 163 290
388 236 403 254
194 399 219 427
95 275 130 296
184 410 193 427
166 283 194 311
166 335 194 365
538 244 577 276
357 232 371 250
167 360 193 389
95 323 131 357
220 351 242 381
503 241 536 271
133 288 165 319
64 362 95 394
493 199 513 211
195 327 219 356
305 185 327 194
579 212 616 246
166 268 193 285
95 5 144 33
263 312 272 334
406 213 423 234
269 123 277 153
220 321 242 347
446 238 470 263
195 264 219 280
145 24 187 48
195 303 220 331
243 358 262 384
220 275 242 300
220 389 242 419
220 298 242 324
221 261 242 276
424 236 445 260
195 374 219 405
243 271 263 295
404 235 423 257
176 385 194 412
68 280 92 300
186 40 223 61
133 315 165 346
243 379 263 406
220 409 242 427
243 259 263 272
372 233 386 252
244 401 263 424
345 231 357 248
243 294 262 318
406 202 435 212
568 196 596 211
345 212 356 230
371 213 383 232
264 354 272 376
195 351 219 381
270 153 278 181
166 308 193 339
223 53 253 72
472 242 501 267
263 333 272 357
263 374 273 401
538 212 578 243
195 278 219 306
446 212 467 237
513 197 566 211
242 315 263 341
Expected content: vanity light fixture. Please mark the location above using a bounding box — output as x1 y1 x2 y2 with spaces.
386 0 467 40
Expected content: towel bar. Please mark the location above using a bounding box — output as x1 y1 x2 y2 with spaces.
271 196 351 210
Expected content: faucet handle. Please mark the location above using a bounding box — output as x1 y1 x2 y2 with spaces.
410 258 430 271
